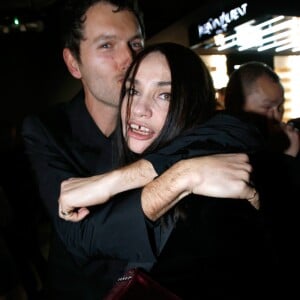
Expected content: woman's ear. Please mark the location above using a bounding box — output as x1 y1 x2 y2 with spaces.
63 48 82 79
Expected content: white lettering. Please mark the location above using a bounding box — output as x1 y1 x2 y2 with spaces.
197 3 248 39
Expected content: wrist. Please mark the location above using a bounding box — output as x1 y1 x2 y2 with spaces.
141 160 191 221
172 159 199 195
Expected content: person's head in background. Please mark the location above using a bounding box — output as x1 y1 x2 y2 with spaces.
224 61 284 122
61 0 145 135
216 87 226 110
224 61 299 157
115 42 217 164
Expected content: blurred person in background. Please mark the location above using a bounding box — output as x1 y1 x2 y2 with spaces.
224 61 300 295
224 61 299 158
215 86 226 110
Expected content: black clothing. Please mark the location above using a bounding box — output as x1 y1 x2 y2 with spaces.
52 112 281 298
23 94 298 299
144 113 300 298
21 92 156 299
145 112 264 175
0 124 47 299
151 197 273 299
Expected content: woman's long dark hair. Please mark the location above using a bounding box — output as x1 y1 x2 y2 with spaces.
115 42 216 166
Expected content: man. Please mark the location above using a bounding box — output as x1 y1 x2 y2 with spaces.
224 61 300 295
224 61 299 157
21 1 256 299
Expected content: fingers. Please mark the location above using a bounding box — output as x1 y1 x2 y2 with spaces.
285 122 299 133
224 180 260 210
60 210 72 217
214 153 252 172
59 207 74 219
246 188 260 210
233 175 259 209
215 153 252 179
59 207 90 222
195 154 260 209
224 155 259 209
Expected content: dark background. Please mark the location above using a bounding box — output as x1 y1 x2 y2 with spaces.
0 0 205 38
0 0 207 124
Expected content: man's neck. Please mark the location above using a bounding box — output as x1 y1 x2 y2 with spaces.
85 97 118 137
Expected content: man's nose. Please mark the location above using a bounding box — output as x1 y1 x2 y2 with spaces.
119 46 134 71
268 107 281 121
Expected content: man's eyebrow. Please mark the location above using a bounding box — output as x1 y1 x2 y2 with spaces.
92 34 117 43
92 33 143 44
130 33 144 40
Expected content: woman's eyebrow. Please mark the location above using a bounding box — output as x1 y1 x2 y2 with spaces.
156 81 171 86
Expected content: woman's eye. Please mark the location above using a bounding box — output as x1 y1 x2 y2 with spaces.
159 93 171 101
126 88 137 96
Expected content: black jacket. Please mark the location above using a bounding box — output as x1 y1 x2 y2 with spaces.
22 92 156 299
40 110 273 298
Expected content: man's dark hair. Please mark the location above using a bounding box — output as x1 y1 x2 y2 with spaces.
60 0 145 61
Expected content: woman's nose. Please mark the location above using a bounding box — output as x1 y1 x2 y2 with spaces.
132 99 151 118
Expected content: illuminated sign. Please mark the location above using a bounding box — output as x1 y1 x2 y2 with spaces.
197 3 248 38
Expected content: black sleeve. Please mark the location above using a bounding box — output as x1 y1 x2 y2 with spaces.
145 113 263 175
21 115 158 265
53 190 157 266
21 115 83 218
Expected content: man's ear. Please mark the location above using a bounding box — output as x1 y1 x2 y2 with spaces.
63 48 81 79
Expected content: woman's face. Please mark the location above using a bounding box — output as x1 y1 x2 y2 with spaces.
121 52 171 154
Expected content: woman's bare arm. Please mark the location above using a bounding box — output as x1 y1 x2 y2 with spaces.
58 159 156 220
59 153 258 222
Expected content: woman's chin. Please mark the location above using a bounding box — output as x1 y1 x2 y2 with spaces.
128 141 151 154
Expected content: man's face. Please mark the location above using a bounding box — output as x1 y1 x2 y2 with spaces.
244 74 284 122
76 2 144 109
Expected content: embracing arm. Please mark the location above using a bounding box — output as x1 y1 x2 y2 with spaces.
59 113 261 222
53 152 259 266
21 113 158 264
141 113 262 219
142 153 259 221
59 153 259 223
58 159 157 220
22 110 259 265
54 152 258 265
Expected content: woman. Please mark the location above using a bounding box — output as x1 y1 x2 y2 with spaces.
54 43 277 298
58 44 260 222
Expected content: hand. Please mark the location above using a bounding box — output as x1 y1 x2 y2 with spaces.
281 122 300 157
141 153 259 221
59 205 90 222
58 175 110 222
179 153 259 209
58 159 157 222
